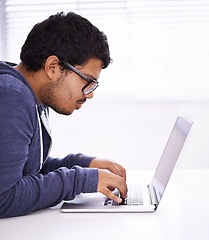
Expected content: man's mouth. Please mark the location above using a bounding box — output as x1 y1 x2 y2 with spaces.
77 98 86 104
76 98 86 109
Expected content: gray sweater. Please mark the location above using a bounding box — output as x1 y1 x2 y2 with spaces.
0 61 98 218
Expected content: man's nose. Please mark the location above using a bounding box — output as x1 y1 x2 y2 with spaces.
85 92 94 99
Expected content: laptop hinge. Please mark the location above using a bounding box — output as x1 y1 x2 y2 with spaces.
148 184 158 208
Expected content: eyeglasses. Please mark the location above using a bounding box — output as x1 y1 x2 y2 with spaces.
61 61 99 95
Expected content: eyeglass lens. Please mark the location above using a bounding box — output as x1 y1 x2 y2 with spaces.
83 81 97 94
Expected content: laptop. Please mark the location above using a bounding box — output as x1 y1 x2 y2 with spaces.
61 116 193 213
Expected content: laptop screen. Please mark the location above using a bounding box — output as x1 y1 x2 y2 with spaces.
151 117 193 205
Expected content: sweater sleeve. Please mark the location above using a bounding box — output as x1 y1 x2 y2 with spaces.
0 166 98 218
40 154 95 175
0 88 98 218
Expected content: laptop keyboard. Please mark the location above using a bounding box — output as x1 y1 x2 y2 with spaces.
104 185 144 206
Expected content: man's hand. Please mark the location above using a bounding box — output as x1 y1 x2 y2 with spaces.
97 169 127 203
89 158 127 203
89 158 126 180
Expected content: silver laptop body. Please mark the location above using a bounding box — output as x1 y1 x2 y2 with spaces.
61 116 193 213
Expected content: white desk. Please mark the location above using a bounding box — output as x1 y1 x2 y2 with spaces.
0 169 209 240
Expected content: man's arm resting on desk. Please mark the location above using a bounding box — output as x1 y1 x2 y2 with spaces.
0 166 98 218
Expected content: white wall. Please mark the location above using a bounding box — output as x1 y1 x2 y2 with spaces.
49 94 209 170
1 2 209 170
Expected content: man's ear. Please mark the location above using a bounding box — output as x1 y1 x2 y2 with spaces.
44 55 60 80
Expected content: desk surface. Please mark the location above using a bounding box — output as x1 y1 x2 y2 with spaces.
0 169 209 240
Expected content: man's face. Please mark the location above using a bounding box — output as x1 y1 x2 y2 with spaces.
40 58 103 115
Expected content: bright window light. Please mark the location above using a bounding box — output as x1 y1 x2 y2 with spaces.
1 0 209 99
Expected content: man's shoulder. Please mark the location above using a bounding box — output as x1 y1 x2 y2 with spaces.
0 62 35 106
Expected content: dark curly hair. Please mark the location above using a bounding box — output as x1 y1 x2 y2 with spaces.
20 12 111 71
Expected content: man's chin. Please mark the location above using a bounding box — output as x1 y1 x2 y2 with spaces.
50 106 74 116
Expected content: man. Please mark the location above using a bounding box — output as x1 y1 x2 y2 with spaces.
0 12 127 218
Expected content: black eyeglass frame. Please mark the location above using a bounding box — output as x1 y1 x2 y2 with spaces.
60 61 99 95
